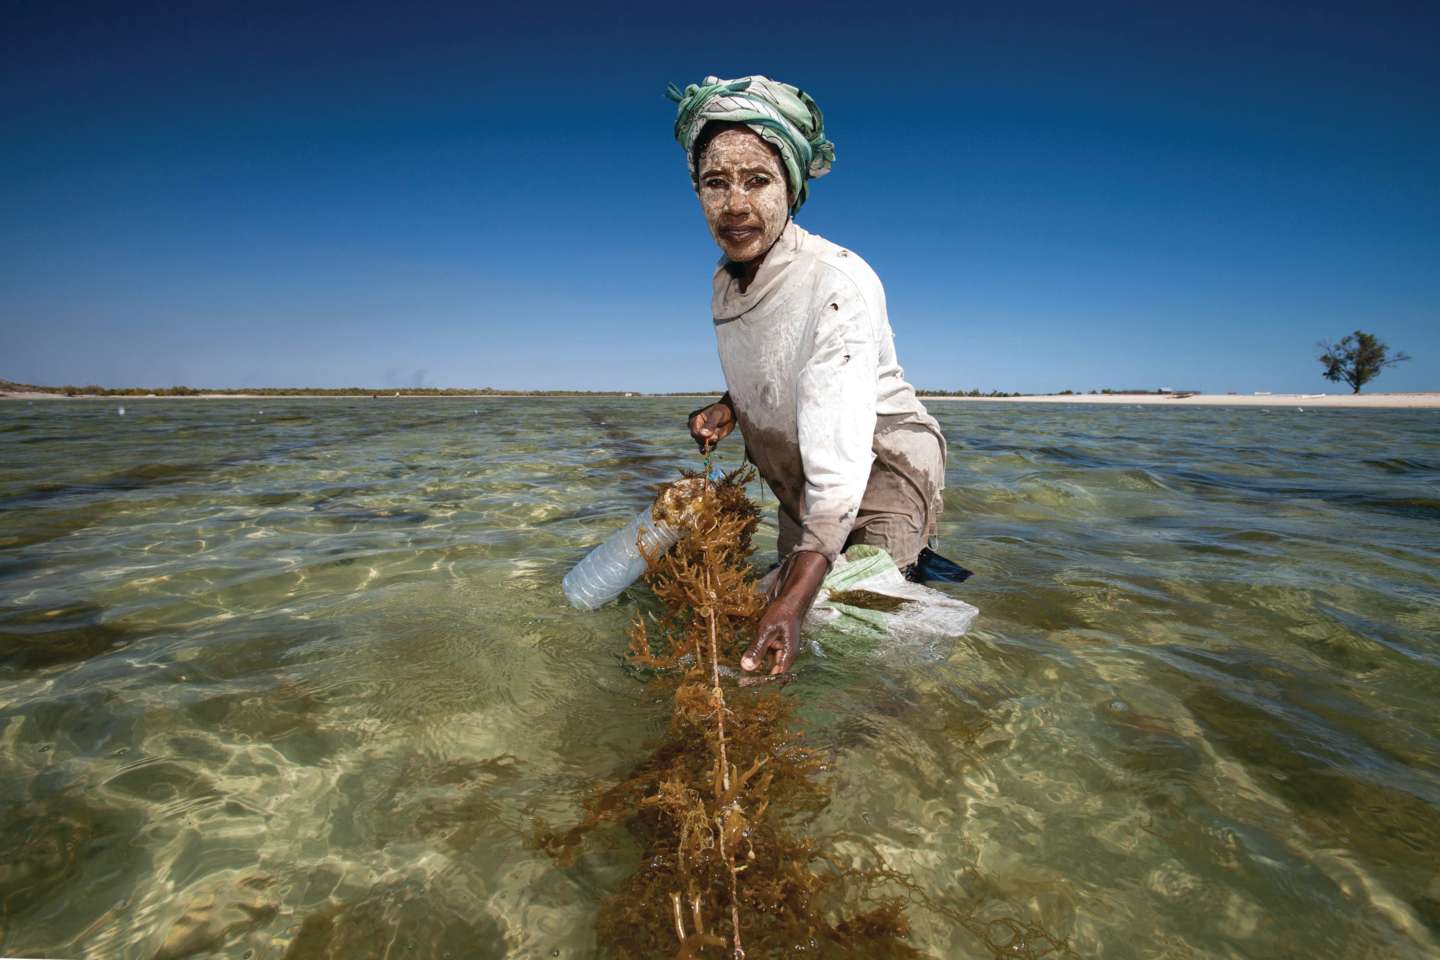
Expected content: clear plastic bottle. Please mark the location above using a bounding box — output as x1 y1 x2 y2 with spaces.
563 471 719 610
562 504 682 610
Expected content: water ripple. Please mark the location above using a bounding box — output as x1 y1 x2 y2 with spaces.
0 397 1436 957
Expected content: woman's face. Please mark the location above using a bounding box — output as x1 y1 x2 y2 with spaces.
697 127 790 263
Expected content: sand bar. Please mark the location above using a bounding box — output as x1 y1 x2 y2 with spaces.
927 392 1440 409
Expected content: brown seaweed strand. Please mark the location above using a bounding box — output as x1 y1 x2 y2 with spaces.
702 457 744 958
696 460 744 959
671 891 687 942
703 565 746 959
705 568 732 795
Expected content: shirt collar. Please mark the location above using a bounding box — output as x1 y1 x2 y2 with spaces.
711 220 806 321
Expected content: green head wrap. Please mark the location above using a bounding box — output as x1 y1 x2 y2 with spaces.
666 74 835 214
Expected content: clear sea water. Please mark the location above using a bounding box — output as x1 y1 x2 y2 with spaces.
1 397 1437 958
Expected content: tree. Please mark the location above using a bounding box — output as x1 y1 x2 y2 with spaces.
1317 330 1410 394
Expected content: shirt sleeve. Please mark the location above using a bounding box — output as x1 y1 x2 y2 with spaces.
792 277 879 562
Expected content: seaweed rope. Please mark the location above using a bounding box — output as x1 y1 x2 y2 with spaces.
699 446 745 958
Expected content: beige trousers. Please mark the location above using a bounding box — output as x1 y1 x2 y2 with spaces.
777 422 945 569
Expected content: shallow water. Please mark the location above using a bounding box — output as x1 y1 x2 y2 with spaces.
1 397 1437 958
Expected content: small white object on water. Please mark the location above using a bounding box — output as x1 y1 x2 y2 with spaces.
117 405 125 415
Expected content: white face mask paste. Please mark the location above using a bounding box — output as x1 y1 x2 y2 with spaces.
697 127 790 264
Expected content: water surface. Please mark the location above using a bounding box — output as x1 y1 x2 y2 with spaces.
2 398 1437 957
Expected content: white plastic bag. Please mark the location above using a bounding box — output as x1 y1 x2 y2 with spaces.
762 545 979 658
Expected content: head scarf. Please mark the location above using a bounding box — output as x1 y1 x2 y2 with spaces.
666 75 835 214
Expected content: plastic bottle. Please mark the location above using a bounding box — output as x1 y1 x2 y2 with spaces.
562 504 682 610
563 470 720 610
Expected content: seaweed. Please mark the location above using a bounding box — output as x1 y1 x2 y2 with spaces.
539 468 1070 959
826 589 914 614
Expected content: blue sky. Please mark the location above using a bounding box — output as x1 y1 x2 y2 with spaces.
3 1 1436 393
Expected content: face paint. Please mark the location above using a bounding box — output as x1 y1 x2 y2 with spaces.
697 127 791 264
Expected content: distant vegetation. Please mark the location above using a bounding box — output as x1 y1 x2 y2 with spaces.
916 388 1027 398
0 379 649 398
1317 331 1410 394
6 380 1209 400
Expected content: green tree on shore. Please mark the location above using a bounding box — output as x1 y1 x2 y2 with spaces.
1317 331 1410 394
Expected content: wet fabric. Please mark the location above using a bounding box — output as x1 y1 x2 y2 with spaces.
711 221 946 565
847 422 945 569
777 422 944 570
667 74 835 213
906 547 974 584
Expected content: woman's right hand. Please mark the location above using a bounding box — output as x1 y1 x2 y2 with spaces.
688 401 736 451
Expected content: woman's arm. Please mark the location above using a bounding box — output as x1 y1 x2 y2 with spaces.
791 278 880 562
742 549 829 675
742 275 880 676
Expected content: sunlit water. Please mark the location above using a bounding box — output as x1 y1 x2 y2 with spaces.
1 397 1437 958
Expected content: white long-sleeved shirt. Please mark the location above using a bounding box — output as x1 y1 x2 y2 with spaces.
711 221 942 562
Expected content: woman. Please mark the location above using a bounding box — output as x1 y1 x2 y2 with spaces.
668 75 955 677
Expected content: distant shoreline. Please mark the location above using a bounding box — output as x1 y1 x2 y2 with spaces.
924 392 1440 409
0 391 669 400
3 389 1436 408
0 389 695 401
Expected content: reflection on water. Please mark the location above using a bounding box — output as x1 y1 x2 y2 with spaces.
1 398 1437 957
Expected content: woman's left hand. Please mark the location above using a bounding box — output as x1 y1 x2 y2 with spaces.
741 551 829 675
744 601 804 675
